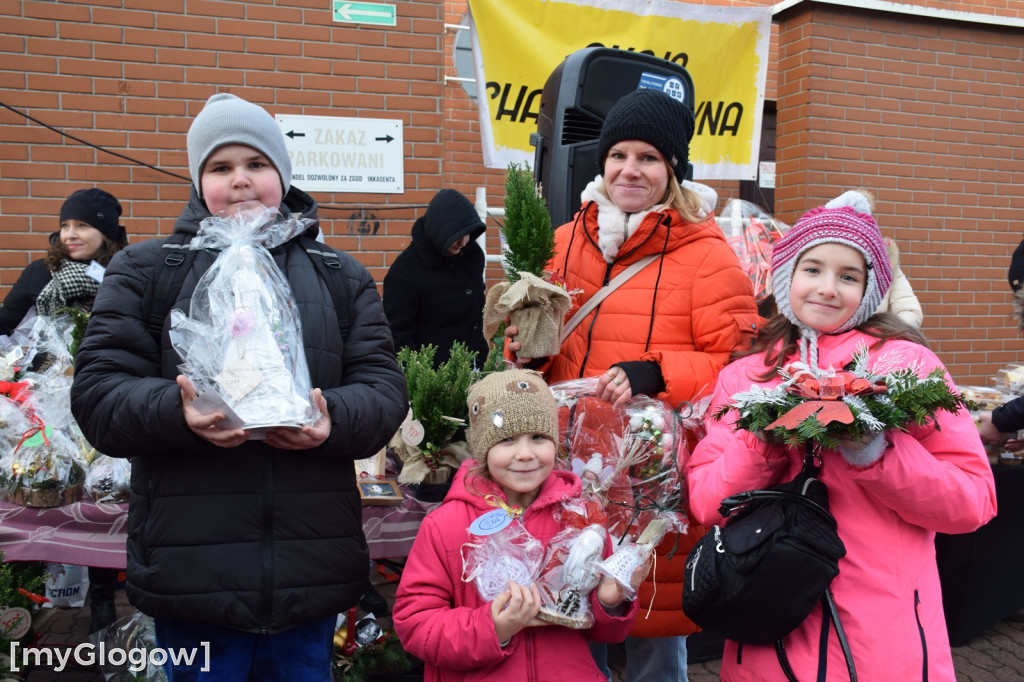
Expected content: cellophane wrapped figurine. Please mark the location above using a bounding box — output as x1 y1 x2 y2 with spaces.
86 454 131 504
170 207 319 436
534 523 606 628
461 508 544 602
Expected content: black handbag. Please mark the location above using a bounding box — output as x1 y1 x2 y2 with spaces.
683 448 857 681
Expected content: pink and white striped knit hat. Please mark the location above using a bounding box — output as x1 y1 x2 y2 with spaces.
772 202 892 337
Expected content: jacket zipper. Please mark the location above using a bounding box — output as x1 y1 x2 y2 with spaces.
914 589 928 681
259 451 275 633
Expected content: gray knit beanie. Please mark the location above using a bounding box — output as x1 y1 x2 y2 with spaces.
597 88 695 182
466 369 558 462
186 93 292 197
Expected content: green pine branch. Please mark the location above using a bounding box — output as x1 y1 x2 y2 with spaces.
501 162 554 282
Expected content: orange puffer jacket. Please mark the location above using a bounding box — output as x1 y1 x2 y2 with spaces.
542 190 759 409
540 182 760 637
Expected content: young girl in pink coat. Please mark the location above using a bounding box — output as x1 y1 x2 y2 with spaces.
393 369 642 682
687 200 997 681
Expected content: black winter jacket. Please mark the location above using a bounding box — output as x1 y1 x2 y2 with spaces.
70 187 408 633
0 259 51 335
382 189 488 366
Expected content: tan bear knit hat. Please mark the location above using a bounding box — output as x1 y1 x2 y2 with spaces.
466 369 559 462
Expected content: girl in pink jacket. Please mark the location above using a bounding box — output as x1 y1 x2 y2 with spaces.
393 369 642 681
687 201 996 681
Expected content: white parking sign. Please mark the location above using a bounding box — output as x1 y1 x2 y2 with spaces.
275 114 404 194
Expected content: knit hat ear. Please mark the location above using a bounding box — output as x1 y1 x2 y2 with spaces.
597 88 695 182
1009 235 1024 293
466 369 558 462
187 93 292 198
55 188 125 245
771 203 892 336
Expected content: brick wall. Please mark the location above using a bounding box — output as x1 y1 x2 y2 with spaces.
0 0 445 287
776 3 1024 383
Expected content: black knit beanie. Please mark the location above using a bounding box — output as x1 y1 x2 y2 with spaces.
1009 235 1024 292
52 188 126 245
597 88 695 182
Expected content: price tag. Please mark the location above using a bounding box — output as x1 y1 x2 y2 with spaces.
85 260 106 283
469 508 514 536
0 606 31 640
401 419 424 447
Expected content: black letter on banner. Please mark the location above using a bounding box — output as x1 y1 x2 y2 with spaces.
720 103 743 136
521 89 542 123
491 83 528 122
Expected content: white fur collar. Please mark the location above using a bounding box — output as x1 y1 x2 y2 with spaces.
681 180 718 220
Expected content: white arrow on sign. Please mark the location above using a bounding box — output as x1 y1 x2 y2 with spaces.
334 2 396 25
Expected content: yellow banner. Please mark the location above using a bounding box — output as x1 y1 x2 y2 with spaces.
467 0 771 180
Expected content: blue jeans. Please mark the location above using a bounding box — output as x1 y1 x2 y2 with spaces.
154 616 336 681
590 636 689 682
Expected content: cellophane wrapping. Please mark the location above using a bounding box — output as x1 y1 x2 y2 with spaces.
550 379 710 595
86 454 131 504
461 515 544 602
170 207 318 433
535 523 606 629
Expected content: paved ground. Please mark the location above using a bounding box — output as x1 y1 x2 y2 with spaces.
16 578 1024 681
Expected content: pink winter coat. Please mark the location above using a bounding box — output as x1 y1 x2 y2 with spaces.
393 459 638 682
687 330 996 681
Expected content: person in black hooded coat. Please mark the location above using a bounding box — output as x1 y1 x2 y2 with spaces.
383 189 489 366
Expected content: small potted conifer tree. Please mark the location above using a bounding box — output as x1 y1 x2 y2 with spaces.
482 163 571 362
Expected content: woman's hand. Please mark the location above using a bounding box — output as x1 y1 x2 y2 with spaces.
597 367 632 408
503 322 531 365
177 375 249 448
264 388 331 450
490 581 547 644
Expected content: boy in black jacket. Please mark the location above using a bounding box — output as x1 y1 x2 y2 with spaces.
71 93 408 680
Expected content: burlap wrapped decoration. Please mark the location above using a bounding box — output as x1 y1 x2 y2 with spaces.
483 272 572 359
391 430 471 486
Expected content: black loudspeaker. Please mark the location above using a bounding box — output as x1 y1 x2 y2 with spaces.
531 47 695 228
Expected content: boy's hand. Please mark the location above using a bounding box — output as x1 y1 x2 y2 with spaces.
264 388 331 450
490 581 547 644
178 375 249 448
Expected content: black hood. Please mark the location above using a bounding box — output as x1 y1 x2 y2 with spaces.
414 189 486 257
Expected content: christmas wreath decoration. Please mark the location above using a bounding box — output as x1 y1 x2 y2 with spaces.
715 345 976 452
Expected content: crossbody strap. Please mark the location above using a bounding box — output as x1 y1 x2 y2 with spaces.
775 589 857 682
559 254 658 344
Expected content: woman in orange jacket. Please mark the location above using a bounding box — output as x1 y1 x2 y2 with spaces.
507 87 759 681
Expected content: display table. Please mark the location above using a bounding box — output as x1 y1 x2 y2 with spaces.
0 488 440 569
935 463 1024 647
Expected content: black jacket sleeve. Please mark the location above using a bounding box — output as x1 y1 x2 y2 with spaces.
318 257 409 458
0 260 51 336
993 395 1024 433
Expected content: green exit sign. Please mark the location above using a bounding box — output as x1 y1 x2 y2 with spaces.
333 1 396 26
